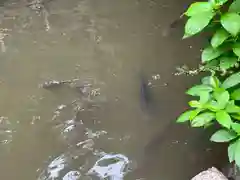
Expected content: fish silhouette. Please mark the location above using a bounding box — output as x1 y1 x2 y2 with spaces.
140 73 152 111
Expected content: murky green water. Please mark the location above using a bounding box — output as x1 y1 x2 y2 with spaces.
0 0 228 179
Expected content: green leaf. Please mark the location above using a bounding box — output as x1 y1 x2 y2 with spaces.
201 76 211 85
216 90 229 109
216 110 232 128
233 43 240 57
184 12 215 38
203 59 220 71
202 76 220 88
228 106 240 113
199 92 210 104
212 0 228 6
213 88 225 100
205 100 222 111
204 121 214 129
189 109 203 120
226 101 240 113
231 88 240 100
186 84 213 96
191 112 215 127
219 56 238 70
228 140 238 163
210 129 237 142
189 100 201 108
232 114 240 120
211 29 230 48
222 72 240 89
221 13 240 36
185 2 213 17
177 110 194 123
234 138 240 167
232 122 240 134
229 0 240 13
201 46 224 63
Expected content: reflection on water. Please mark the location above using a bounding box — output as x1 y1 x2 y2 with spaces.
39 154 67 179
88 154 130 180
0 0 222 179
63 171 81 180
0 116 14 145
39 152 130 180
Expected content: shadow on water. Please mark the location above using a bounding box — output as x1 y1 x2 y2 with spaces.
0 0 230 179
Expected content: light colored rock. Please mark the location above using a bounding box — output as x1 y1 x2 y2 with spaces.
191 167 228 180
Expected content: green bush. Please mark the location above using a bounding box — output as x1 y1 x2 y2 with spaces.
177 0 240 167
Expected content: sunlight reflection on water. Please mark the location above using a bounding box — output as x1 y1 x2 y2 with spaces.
38 152 131 180
88 153 130 180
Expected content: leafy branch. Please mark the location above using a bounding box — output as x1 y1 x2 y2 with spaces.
177 0 240 168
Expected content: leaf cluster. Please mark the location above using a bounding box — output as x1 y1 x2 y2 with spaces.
177 0 240 167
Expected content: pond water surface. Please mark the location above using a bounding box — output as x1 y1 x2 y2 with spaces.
0 0 228 179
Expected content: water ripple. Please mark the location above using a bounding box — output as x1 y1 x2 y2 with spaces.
0 116 14 146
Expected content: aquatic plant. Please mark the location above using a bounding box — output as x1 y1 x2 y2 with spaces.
177 0 240 168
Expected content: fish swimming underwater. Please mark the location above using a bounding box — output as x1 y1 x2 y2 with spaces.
139 71 161 121
140 73 152 111
139 72 175 153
